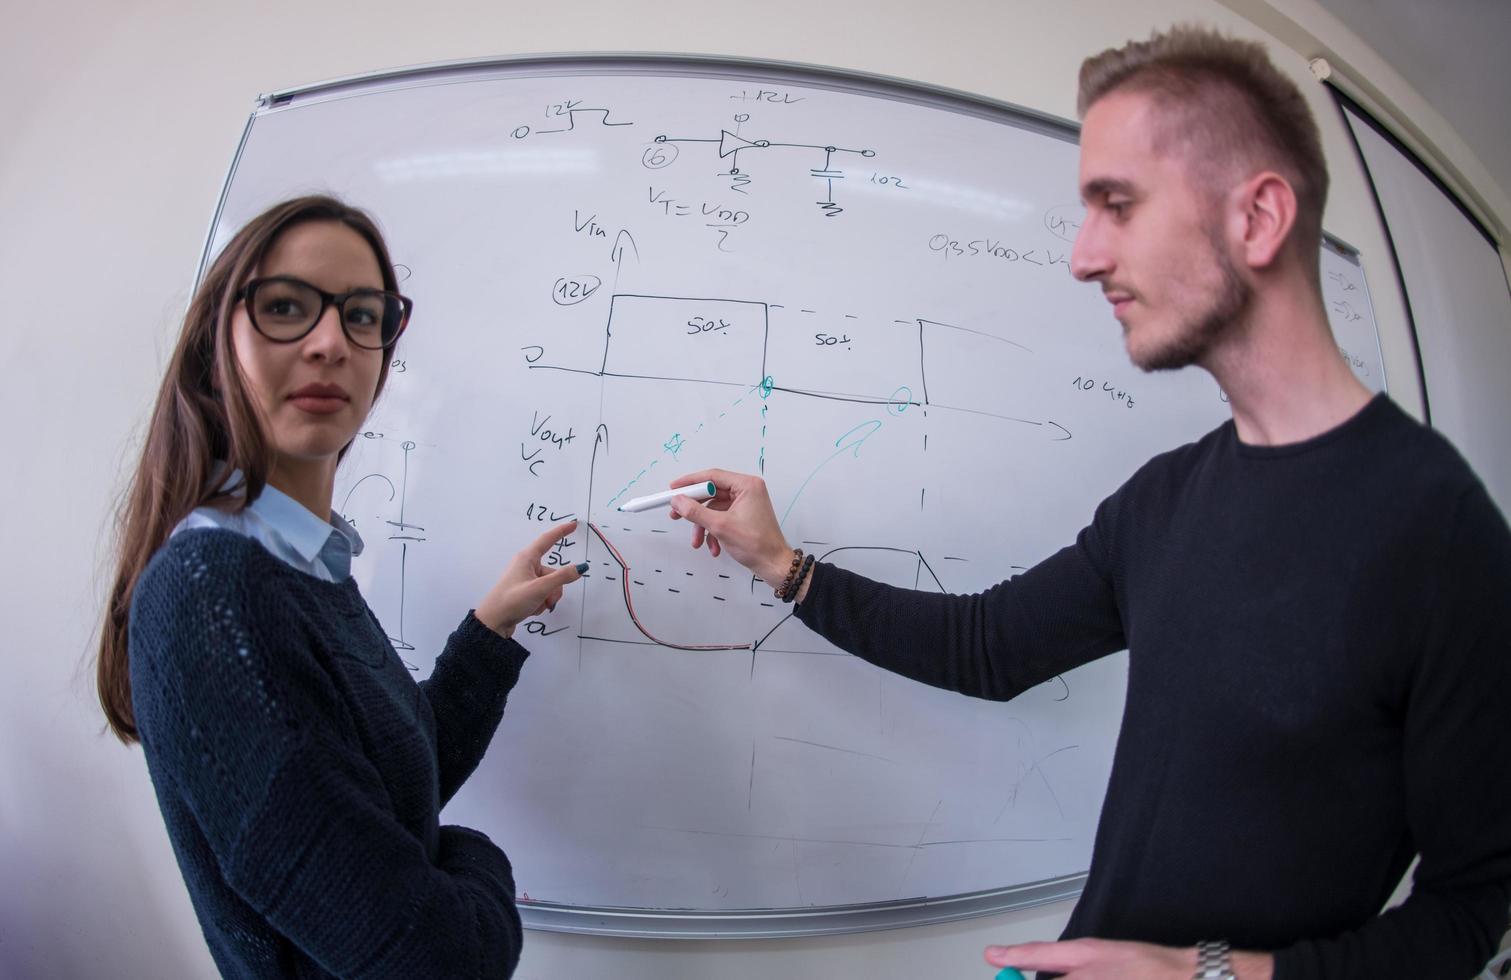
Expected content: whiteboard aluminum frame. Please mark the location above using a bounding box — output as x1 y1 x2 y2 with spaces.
251 52 1080 143
195 111 261 286
519 874 1086 938
203 51 1096 938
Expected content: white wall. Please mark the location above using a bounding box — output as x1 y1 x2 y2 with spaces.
1 2 1501 977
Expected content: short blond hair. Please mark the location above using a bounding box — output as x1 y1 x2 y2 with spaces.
1078 25 1328 273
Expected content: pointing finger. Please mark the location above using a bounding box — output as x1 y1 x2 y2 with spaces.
528 519 579 559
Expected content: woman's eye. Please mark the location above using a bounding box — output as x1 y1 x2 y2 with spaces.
263 298 305 319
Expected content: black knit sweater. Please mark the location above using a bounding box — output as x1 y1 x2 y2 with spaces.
796 395 1511 978
130 529 527 979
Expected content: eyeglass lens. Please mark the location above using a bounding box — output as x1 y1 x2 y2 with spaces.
249 279 404 349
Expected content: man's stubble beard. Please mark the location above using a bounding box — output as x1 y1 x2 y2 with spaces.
1135 226 1253 373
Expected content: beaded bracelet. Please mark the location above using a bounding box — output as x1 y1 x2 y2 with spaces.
772 548 805 601
780 553 816 604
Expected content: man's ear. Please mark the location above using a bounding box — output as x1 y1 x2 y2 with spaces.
1234 171 1298 272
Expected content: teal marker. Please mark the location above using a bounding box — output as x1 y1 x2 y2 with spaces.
617 481 717 513
995 969 1026 980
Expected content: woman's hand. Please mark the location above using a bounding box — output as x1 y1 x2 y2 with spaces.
475 520 587 638
665 469 796 588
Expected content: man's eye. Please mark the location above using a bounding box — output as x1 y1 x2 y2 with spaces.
1106 199 1130 217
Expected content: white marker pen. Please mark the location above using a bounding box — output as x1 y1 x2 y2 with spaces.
617 482 717 513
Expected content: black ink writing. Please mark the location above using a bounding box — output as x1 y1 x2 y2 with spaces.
1072 376 1134 409
929 233 1066 268
553 276 602 306
730 89 805 104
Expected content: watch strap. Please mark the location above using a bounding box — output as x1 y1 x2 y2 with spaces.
1194 939 1236 980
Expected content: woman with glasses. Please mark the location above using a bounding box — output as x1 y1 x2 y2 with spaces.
97 195 579 979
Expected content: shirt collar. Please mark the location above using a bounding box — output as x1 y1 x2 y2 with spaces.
218 464 365 556
247 482 357 566
329 510 364 557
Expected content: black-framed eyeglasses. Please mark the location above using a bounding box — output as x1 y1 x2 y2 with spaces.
238 276 413 350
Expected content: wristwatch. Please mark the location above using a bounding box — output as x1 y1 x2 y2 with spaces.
1194 940 1237 980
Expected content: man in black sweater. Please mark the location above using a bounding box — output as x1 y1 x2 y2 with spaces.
664 25 1511 980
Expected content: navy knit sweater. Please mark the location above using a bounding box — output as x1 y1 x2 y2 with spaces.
130 528 527 979
796 395 1511 978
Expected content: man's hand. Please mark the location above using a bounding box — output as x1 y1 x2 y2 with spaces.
665 469 796 587
985 938 1273 980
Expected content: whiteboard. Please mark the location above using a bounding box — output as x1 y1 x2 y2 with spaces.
206 56 1386 934
1322 235 1387 395
1340 100 1511 512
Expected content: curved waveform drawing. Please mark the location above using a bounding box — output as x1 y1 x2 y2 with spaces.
586 522 753 652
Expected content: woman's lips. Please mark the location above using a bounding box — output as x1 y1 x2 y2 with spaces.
288 384 349 414
289 395 348 414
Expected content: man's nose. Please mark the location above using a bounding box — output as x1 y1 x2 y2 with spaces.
1069 218 1109 282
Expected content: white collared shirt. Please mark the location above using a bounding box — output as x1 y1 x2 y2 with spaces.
172 478 364 582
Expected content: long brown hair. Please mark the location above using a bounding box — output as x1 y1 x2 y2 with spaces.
99 195 404 744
